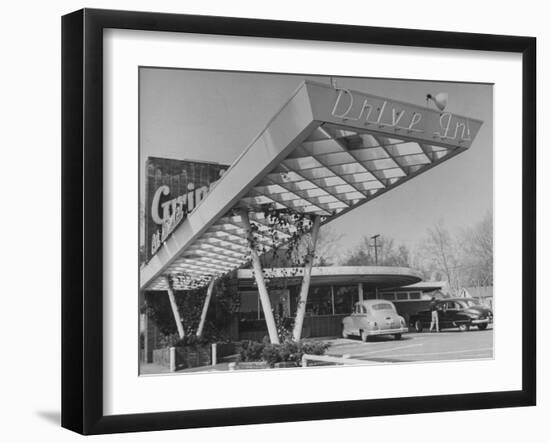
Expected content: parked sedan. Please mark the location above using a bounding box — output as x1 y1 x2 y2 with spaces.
342 300 408 341
409 298 493 332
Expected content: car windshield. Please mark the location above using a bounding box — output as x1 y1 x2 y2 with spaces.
371 303 395 311
456 299 479 308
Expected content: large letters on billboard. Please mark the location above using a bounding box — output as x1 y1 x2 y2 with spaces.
144 157 228 262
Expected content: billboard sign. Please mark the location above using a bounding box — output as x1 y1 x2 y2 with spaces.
144 157 228 262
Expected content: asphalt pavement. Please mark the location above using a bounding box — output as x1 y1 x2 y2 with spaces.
325 326 493 363
140 327 493 375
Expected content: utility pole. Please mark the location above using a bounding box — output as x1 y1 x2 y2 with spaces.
370 234 381 265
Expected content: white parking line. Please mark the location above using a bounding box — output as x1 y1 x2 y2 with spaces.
370 347 494 360
353 343 422 356
327 343 423 359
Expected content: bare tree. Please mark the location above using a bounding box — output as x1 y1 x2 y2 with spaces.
459 211 493 286
314 226 345 266
414 214 493 293
342 235 410 267
416 220 462 295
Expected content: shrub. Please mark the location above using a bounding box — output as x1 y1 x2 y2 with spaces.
173 334 209 348
238 340 266 362
158 334 212 349
158 333 181 348
238 339 329 367
301 341 329 356
261 344 282 366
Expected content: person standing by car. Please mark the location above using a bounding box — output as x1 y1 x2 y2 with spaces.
429 297 440 332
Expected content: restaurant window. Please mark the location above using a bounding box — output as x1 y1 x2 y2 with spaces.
396 293 409 300
333 285 358 314
380 292 396 300
239 291 260 320
305 286 332 315
409 292 421 300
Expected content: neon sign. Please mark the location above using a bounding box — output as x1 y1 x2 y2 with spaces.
331 88 472 144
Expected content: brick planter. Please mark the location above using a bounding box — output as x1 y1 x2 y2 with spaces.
235 361 269 370
152 348 171 367
231 361 296 370
175 345 211 369
273 361 299 369
152 345 211 370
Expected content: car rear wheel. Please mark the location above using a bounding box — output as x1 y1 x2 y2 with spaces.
414 320 423 332
342 326 349 338
477 323 488 330
394 333 402 340
458 323 470 332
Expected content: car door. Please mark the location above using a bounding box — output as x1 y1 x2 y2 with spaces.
417 307 432 327
444 301 460 326
437 301 456 328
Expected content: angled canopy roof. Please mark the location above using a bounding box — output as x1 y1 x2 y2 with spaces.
141 81 482 291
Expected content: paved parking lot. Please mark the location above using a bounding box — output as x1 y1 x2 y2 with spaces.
325 326 493 363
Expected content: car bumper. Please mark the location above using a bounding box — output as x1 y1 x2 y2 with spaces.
367 327 408 336
471 318 492 325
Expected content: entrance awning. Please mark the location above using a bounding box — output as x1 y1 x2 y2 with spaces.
141 81 482 291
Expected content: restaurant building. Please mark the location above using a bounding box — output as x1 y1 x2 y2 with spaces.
233 266 444 340
141 266 448 362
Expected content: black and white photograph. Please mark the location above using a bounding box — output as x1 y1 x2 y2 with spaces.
138 69 494 376
0 0 545 440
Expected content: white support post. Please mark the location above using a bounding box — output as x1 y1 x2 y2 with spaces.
331 285 335 315
240 209 280 344
165 276 185 340
169 347 176 372
140 312 149 363
292 215 321 342
358 282 364 304
211 343 217 366
196 279 215 338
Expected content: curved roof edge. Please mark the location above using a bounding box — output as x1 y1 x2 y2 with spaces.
237 265 423 289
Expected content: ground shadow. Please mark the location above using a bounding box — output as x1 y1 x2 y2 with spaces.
345 335 413 343
36 410 60 426
424 328 491 334
367 335 414 342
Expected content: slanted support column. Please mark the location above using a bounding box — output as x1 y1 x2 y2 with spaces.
240 209 280 344
292 215 322 341
196 279 215 338
165 276 185 339
330 285 335 315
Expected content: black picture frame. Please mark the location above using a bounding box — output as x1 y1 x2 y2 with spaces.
61 8 536 435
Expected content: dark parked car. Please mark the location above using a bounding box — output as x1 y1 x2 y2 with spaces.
409 298 493 332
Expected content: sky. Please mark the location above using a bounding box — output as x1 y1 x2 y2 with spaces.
139 68 493 257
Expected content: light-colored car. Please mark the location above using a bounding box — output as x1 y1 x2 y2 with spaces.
342 300 408 341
